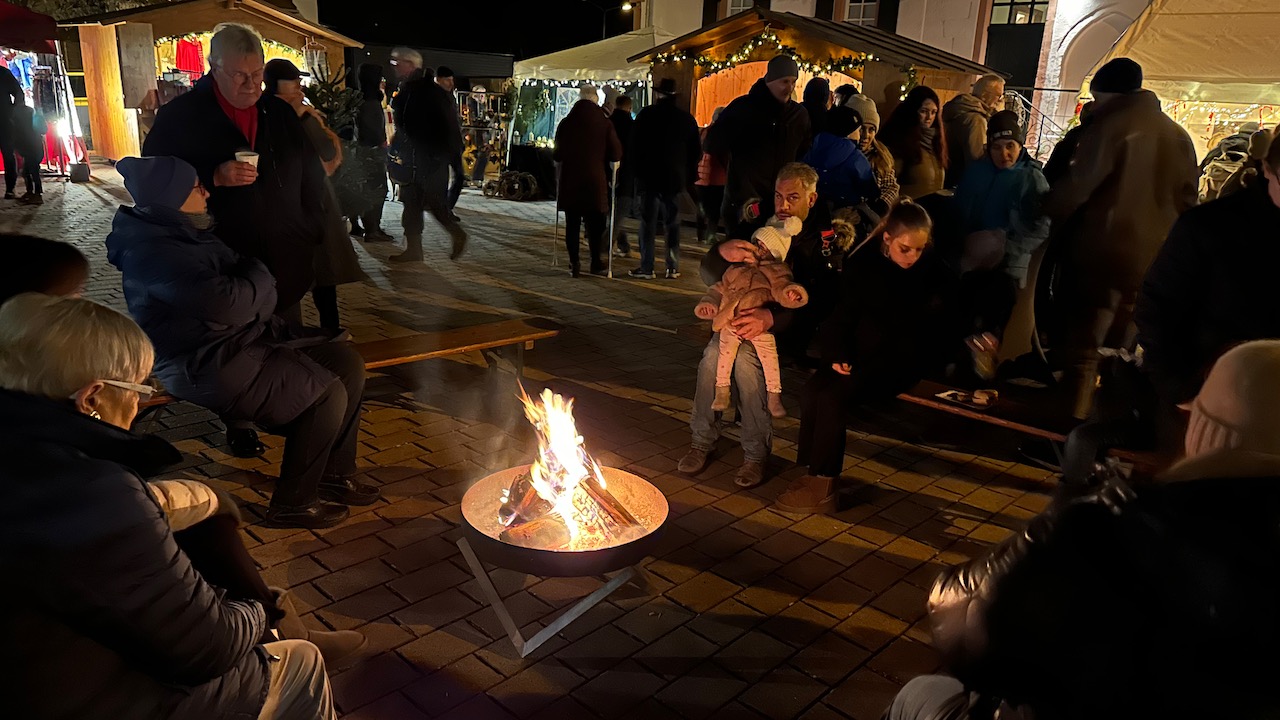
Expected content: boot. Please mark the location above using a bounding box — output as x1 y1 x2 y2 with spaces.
774 475 837 515
272 588 367 669
767 392 787 418
447 222 468 260
677 446 711 475
710 385 732 412
390 235 424 263
263 502 349 529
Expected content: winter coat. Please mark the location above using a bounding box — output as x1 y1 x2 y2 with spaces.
0 67 19 116
291 107 364 288
356 98 387 148
106 205 338 427
609 108 636 196
704 79 812 211
927 467 1280 720
696 127 727 187
0 389 271 720
1045 90 1198 298
864 141 900 216
143 75 327 312
696 260 808 332
819 245 956 384
553 99 622 214
941 93 993 187
631 96 701 195
391 72 464 164
1200 130 1254 170
1042 123 1085 187
892 131 946 199
1136 186 1280 406
802 132 877 210
954 153 1050 286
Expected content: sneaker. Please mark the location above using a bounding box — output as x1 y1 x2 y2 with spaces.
665 269 681 279
19 193 42 205
677 446 711 475
734 459 766 488
628 268 655 279
774 475 837 514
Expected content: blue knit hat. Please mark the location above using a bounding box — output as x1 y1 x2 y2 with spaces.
117 156 198 211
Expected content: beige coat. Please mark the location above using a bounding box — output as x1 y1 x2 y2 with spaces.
696 260 809 332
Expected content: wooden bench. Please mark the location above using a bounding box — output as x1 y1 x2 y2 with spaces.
136 317 561 419
896 379 1161 473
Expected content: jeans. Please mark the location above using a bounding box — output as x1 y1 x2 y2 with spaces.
268 342 365 509
256 640 336 720
884 675 971 720
400 161 453 253
638 190 681 274
565 210 606 271
690 333 771 463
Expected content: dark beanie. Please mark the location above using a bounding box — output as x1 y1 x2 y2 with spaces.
987 110 1025 145
764 55 800 83
825 105 863 138
117 156 198 211
1092 58 1143 94
437 65 455 79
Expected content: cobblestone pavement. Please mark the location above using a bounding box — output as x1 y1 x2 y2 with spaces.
1 171 1053 719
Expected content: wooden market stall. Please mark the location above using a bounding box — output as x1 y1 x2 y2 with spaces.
61 0 361 161
628 7 1000 126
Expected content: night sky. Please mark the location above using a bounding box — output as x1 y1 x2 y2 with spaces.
318 0 638 60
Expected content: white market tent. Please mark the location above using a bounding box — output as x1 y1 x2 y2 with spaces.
514 26 675 83
1091 0 1280 104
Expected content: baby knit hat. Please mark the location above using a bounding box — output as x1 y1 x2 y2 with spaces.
752 215 803 261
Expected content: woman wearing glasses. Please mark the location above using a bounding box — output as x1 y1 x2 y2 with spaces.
107 155 377 530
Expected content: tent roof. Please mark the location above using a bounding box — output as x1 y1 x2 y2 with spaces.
0 0 57 54
514 27 675 83
1092 0 1280 103
628 7 998 77
60 0 362 48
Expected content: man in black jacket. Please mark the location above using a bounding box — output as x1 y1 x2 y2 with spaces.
609 95 637 257
704 55 812 239
388 47 467 262
0 66 21 199
435 65 466 218
627 79 700 279
143 23 324 319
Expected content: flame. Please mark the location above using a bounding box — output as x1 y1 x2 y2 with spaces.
508 386 613 547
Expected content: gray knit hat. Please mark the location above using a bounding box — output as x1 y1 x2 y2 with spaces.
844 94 880 127
764 55 800 83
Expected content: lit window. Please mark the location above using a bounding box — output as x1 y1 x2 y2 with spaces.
844 1 878 26
727 0 753 15
990 0 1048 24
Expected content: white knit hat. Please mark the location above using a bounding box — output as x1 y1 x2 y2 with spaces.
752 215 803 262
844 94 880 127
1184 340 1280 458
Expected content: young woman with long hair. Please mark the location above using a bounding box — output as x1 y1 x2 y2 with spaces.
880 86 949 199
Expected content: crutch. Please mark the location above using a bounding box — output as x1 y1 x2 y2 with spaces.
551 162 561 267
607 161 619 279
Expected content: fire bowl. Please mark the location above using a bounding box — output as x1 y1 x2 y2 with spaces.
461 465 669 577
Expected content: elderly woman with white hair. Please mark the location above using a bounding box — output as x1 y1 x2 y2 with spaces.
0 294 337 720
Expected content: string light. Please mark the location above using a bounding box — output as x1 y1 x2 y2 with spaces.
651 30 876 78
154 32 303 60
900 65 919 100
519 78 649 88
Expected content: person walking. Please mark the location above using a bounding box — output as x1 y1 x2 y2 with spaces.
0 65 19 199
609 95 637 257
942 74 1005 186
695 106 729 245
554 85 622 278
1047 57 1198 420
435 66 465 219
387 47 467 262
705 55 811 238
350 62 394 242
628 78 701 280
880 86 948 199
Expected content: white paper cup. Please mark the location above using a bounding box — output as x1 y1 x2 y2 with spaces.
235 151 260 168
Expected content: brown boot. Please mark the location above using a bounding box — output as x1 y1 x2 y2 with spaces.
774 475 837 515
272 588 367 669
677 446 711 475
767 392 787 418
710 385 732 412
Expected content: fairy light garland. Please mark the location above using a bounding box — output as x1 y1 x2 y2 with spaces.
899 65 918 100
154 32 303 59
519 78 649 88
651 30 876 78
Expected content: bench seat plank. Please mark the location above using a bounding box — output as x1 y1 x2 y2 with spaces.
357 318 561 370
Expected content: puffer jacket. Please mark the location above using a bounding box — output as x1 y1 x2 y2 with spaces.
954 152 1050 286
696 260 808 332
106 205 337 427
0 389 270 720
1045 90 1198 297
927 465 1280 720
942 92 993 186
802 131 877 210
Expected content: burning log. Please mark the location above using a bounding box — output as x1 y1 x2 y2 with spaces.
500 515 571 550
498 471 552 527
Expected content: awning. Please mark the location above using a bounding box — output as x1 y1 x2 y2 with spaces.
1091 0 1280 104
514 27 675 83
0 0 57 54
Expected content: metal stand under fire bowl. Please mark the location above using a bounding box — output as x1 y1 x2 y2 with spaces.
458 466 669 658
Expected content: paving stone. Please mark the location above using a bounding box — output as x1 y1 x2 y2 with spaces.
431 691 517 720
805 576 875 620
312 535 395 572
844 553 912 594
753 529 819 563
340 691 427 720
573 659 668 716
714 629 796 682
870 581 929 624
835 607 911 653
734 578 805 616
316 585 410 631
654 662 749 720
739 666 828 718
382 536 461 574
666 571 742 613
388 559 472 603
615 596 695 643
790 632 873 685
775 552 847 592
398 620 491 671
866 635 942 684
488 660 586 717
823 668 903 720
634 625 720 679
402 655 505 716
393 588 482 635
684 598 766 646
759 600 842 648
331 651 422 714
313 558 400 602
556 624 645 679
527 697 601 720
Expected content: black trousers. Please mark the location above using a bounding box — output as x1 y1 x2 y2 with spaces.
697 185 725 239
797 367 916 477
268 342 365 509
173 514 281 623
0 121 15 194
565 210 606 271
400 161 453 252
960 269 1018 341
447 153 465 210
359 201 384 233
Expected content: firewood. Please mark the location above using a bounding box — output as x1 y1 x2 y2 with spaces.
498 472 552 527
500 515 571 550
582 473 641 528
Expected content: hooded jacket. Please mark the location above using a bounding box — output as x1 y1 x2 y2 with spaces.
942 92 993 186
106 205 336 427
0 389 270 720
954 152 1050 286
142 74 326 312
704 79 812 213
802 131 877 210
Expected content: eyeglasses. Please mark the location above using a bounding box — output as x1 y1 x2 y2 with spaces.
101 379 158 402
216 65 265 87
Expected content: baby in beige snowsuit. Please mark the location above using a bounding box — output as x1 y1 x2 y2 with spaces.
695 216 809 418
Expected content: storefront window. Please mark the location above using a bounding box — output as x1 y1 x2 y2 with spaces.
727 0 753 16
990 0 1048 24
843 1 878 26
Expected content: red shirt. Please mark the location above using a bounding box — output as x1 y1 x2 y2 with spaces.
213 79 258 149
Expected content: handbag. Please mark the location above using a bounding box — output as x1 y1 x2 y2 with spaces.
387 130 416 185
